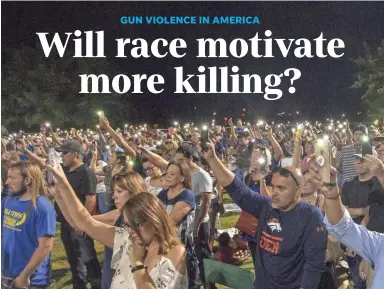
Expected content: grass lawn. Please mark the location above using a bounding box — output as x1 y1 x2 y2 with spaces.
50 194 244 289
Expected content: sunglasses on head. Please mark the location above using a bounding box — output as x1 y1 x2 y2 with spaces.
276 167 300 186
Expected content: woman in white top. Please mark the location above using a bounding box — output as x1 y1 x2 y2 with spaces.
48 163 187 289
142 158 164 196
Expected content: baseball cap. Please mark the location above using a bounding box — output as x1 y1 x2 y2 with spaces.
353 124 368 135
177 141 200 162
56 140 83 154
372 133 384 141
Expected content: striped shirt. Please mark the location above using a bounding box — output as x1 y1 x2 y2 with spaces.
337 144 361 186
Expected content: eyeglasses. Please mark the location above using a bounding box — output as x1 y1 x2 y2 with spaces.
121 220 141 231
276 167 300 186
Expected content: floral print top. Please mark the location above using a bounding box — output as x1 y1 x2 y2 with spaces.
110 227 188 289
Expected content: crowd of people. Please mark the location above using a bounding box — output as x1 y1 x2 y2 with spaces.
1 115 384 289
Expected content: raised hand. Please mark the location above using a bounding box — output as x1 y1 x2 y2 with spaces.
363 154 384 178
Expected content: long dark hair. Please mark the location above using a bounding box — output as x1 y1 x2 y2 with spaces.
123 192 181 255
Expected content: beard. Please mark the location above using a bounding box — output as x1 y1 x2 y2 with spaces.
11 183 28 197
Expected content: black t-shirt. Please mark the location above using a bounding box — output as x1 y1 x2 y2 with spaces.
341 176 371 224
367 177 384 233
55 163 97 223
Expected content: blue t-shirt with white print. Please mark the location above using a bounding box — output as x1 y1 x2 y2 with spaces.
1 195 56 285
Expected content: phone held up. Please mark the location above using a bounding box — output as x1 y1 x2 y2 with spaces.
362 135 372 156
47 147 57 185
201 125 209 151
315 138 331 183
97 111 105 121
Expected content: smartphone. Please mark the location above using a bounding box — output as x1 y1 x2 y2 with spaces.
47 147 56 185
362 136 372 156
201 125 209 150
98 111 105 120
315 139 331 183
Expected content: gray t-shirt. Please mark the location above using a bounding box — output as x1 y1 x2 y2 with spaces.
191 167 213 224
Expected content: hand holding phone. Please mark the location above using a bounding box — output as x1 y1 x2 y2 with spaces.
201 125 209 151
315 139 331 183
362 136 372 156
47 148 57 185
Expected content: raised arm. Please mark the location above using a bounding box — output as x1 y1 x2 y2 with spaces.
202 142 270 218
47 164 115 248
139 146 168 172
310 165 384 265
100 118 136 158
267 127 283 161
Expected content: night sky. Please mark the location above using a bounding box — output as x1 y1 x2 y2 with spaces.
2 1 384 124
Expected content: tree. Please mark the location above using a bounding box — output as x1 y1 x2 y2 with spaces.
352 40 384 119
1 46 136 130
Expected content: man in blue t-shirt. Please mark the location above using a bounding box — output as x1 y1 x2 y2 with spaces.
2 162 56 289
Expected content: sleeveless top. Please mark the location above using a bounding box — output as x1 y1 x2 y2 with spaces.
102 215 123 289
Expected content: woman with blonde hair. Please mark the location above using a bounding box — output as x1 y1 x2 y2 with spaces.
51 169 147 289
48 164 187 289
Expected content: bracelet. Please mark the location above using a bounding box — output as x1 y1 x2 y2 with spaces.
323 191 340 200
131 264 147 273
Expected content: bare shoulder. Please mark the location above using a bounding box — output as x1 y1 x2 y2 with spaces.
166 244 186 272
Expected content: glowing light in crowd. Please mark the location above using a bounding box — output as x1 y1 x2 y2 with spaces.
292 128 296 132
258 157 265 164
46 122 50 127
297 124 303 130
342 129 346 133
213 112 216 115
363 135 369 142
194 127 198 131
318 139 325 145
374 119 379 125
124 124 128 128
157 141 161 145
202 125 208 130
323 135 329 141
105 145 110 150
338 124 343 129
174 121 178 126
96 125 100 129
296 111 299 115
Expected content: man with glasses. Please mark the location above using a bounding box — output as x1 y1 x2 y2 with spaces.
55 140 101 289
202 142 327 289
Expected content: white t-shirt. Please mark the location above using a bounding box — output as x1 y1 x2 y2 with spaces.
145 177 163 196
191 167 213 224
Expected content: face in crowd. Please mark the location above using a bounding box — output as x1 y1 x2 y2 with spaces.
62 151 79 168
122 192 179 250
142 160 161 178
353 131 364 146
111 171 147 210
301 171 317 196
270 167 303 211
163 160 191 190
354 157 371 176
